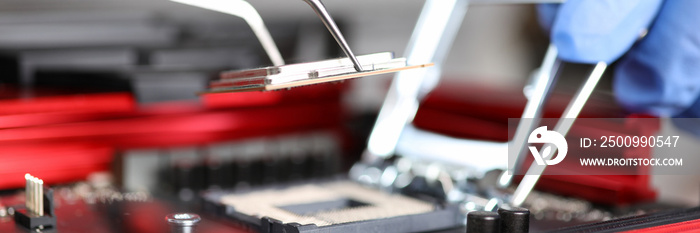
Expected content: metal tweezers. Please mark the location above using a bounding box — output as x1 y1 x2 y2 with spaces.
302 0 364 72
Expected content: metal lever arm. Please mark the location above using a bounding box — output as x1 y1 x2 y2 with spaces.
170 0 285 66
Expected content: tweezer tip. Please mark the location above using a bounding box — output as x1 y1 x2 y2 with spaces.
354 64 364 72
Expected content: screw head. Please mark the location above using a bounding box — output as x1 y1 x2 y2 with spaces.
166 213 201 227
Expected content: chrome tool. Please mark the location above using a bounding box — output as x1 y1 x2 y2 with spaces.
301 0 363 72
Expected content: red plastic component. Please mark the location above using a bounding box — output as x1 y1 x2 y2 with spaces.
0 93 135 115
0 83 347 189
0 143 113 188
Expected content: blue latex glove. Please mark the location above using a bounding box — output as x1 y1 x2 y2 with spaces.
538 0 700 117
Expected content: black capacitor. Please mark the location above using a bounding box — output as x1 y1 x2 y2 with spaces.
498 207 530 233
172 162 193 192
235 160 251 185
207 161 234 189
302 156 318 178
287 156 306 181
467 211 501 233
189 164 208 191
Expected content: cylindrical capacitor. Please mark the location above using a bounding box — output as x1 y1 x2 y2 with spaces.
467 211 501 233
498 207 530 233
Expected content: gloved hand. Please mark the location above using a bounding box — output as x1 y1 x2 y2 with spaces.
538 0 700 117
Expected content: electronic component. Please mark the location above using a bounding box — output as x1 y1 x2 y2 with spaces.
498 207 530 233
466 208 531 233
14 174 56 231
206 52 433 93
203 180 462 233
467 211 501 233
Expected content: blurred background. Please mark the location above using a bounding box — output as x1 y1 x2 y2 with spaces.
0 0 545 109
